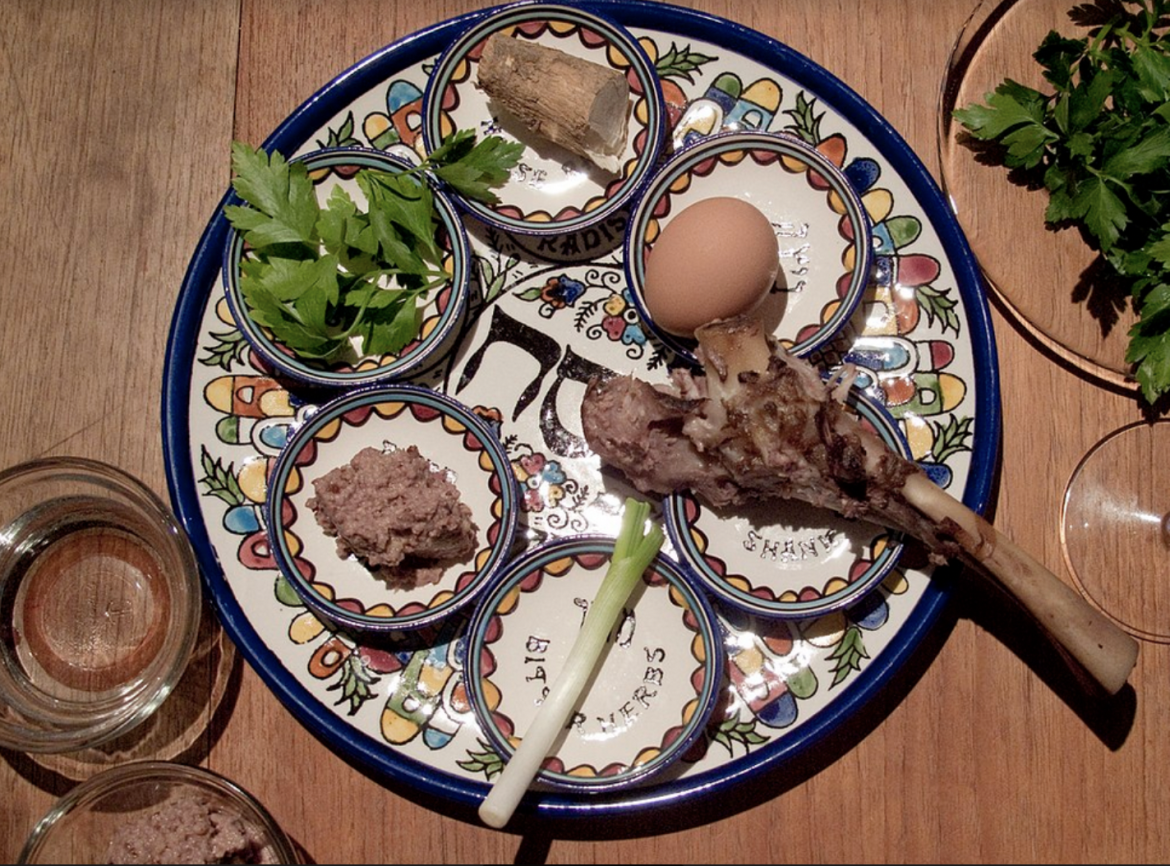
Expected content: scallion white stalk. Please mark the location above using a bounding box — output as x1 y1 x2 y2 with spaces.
477 498 664 829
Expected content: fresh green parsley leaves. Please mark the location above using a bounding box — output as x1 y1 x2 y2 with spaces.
224 130 522 362
953 0 1170 405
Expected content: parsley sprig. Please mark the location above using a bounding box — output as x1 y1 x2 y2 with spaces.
224 131 522 362
953 0 1170 405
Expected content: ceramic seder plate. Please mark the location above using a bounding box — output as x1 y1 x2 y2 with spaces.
162 1 999 822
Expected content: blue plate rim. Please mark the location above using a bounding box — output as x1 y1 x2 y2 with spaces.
161 0 1001 822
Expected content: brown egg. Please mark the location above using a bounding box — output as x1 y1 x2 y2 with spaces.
642 196 780 337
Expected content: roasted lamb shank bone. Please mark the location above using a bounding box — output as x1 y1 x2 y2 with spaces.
581 316 1139 695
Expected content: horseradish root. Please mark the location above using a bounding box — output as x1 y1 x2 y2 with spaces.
477 32 631 173
898 471 1138 694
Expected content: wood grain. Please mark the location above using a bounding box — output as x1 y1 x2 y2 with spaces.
1 1 1162 863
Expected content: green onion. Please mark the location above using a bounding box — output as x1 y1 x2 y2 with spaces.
477 497 665 829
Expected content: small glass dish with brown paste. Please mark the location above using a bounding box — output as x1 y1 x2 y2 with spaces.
18 760 299 864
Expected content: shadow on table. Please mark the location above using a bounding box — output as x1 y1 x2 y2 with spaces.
1 601 242 798
489 555 1138 861
949 447 1137 749
952 559 1138 751
335 565 963 853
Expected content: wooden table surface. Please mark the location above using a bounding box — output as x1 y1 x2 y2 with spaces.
1 1 1162 862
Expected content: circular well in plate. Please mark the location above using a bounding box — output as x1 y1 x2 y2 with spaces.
265 384 520 633
421 0 667 237
221 146 472 389
463 533 724 793
624 129 874 365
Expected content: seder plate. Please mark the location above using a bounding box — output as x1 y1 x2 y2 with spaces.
162 0 999 822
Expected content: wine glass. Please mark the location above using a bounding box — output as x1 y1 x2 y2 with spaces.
1061 421 1170 643
939 0 1170 642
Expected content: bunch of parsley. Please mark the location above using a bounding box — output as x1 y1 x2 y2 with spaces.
953 0 1170 405
224 131 522 361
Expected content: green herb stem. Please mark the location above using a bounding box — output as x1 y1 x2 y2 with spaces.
477 498 664 830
